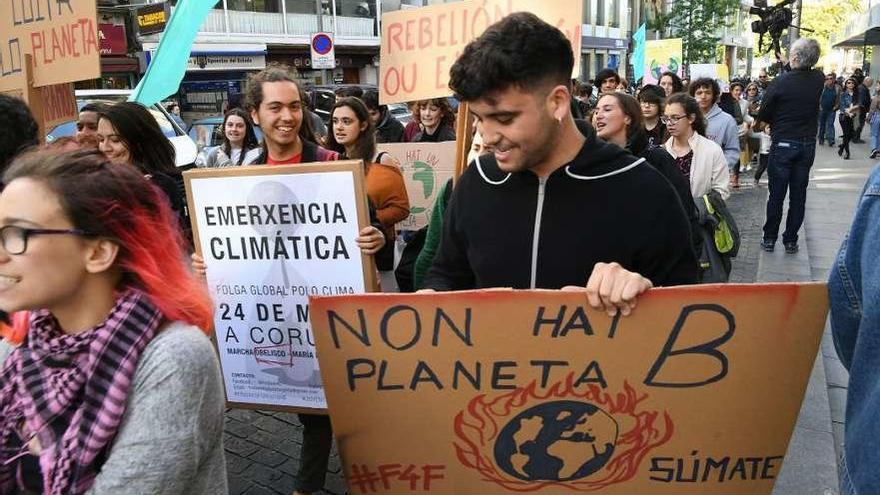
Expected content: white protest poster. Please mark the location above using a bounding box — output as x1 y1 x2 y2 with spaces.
184 161 377 412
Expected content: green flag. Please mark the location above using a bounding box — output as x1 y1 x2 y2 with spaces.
632 23 647 82
129 0 215 106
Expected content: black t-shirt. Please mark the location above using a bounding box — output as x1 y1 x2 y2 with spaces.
415 125 456 142
645 123 667 150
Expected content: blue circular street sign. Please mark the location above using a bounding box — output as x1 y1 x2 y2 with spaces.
313 34 333 55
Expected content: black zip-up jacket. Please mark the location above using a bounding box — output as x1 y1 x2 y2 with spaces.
423 121 699 290
757 67 824 140
376 110 405 143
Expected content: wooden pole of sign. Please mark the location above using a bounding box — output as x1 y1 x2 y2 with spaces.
453 102 473 184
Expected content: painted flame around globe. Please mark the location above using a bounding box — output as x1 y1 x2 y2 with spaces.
452 373 674 491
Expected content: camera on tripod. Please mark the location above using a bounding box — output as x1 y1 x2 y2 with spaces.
749 0 797 55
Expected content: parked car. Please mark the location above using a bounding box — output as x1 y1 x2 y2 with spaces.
188 116 264 151
305 84 379 124
388 102 413 125
46 90 198 169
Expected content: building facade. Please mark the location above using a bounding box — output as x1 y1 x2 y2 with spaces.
581 0 631 82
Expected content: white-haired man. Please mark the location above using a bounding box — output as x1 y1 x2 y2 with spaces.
757 38 824 255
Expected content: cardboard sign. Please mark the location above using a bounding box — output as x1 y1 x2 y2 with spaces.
377 141 457 230
690 63 731 92
643 38 683 85
379 0 582 104
1 54 77 139
0 0 100 92
310 284 828 494
184 161 378 413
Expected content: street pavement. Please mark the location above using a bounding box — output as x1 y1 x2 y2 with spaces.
223 137 874 495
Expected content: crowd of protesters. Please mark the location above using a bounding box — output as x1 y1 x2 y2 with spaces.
0 9 877 495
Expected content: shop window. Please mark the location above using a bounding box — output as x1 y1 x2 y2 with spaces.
226 0 281 13
336 0 376 18
286 0 319 14
609 0 619 28
581 53 592 81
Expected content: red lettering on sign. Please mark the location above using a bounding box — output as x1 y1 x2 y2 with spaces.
349 463 446 492
404 19 416 51
434 56 447 91
383 64 417 98
436 13 447 48
29 18 98 65
386 22 403 54
418 17 433 49
40 83 76 123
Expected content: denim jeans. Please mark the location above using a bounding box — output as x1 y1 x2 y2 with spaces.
871 114 880 151
818 109 836 144
762 138 817 244
829 164 880 495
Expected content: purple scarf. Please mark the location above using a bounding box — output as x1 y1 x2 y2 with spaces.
0 289 163 494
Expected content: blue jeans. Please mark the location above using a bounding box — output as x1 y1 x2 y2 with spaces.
871 114 880 151
829 164 880 495
818 109 836 144
762 138 816 244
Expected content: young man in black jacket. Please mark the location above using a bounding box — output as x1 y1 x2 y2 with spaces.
422 13 699 316
363 89 405 143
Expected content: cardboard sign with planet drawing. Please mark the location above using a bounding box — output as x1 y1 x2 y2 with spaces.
377 142 456 231
310 283 827 494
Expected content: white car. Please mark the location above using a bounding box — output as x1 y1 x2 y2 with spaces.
46 90 198 169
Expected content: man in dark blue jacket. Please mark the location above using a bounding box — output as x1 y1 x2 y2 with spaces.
818 73 839 147
422 13 698 316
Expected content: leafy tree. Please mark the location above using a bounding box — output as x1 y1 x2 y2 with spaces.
648 0 742 64
799 0 862 60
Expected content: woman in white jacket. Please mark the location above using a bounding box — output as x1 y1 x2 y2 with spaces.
663 93 730 201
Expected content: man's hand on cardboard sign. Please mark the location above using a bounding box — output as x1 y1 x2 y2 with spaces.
191 252 207 281
356 226 385 255
563 262 653 317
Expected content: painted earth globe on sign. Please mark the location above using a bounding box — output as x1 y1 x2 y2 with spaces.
494 400 619 482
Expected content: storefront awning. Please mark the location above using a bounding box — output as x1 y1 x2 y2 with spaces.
101 56 140 73
834 5 880 48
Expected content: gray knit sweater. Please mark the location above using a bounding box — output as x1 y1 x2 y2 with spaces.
0 322 229 495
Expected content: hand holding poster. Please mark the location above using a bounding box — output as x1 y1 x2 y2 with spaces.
377 141 457 230
310 284 827 494
184 162 377 411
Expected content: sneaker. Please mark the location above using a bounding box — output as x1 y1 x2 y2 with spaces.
784 242 799 254
761 239 775 252
829 142 835 147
